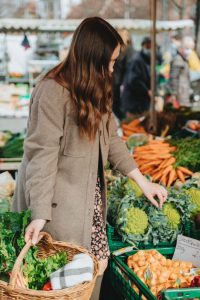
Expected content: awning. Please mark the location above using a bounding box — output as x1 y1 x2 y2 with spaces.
0 18 194 33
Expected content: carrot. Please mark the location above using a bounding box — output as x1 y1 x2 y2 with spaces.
122 136 128 141
160 157 176 169
177 169 185 183
167 169 177 187
168 146 177 152
177 166 193 176
122 124 134 131
157 154 173 159
152 171 164 181
160 173 168 186
141 167 154 175
141 160 163 167
162 165 173 176
128 119 141 127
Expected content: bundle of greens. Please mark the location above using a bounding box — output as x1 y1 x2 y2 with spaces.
107 177 193 246
170 138 200 172
0 210 68 290
0 133 24 158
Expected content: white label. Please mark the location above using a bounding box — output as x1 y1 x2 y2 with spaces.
173 235 200 267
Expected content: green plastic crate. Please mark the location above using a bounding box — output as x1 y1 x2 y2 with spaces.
107 223 191 253
161 288 200 300
189 221 200 241
109 247 200 300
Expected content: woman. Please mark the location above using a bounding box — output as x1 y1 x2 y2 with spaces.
13 17 167 299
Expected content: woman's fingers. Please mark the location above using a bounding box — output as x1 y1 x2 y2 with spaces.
146 193 159 208
25 219 46 245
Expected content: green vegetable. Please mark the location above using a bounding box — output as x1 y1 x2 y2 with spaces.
0 210 68 290
186 188 200 213
0 210 31 274
108 177 193 246
22 248 67 290
124 207 148 235
0 133 24 158
128 179 143 197
163 203 181 229
170 138 200 172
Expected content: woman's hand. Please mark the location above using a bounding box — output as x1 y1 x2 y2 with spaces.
139 180 167 208
128 168 168 208
25 219 47 245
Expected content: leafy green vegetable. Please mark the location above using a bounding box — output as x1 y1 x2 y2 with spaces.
0 210 31 273
0 133 24 158
170 138 200 172
0 210 68 290
107 177 193 246
22 249 67 290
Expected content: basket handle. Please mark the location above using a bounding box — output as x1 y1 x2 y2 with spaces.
8 232 46 289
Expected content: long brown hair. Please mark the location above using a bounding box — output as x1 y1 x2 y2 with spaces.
45 17 123 140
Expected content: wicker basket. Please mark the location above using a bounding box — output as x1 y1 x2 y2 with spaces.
0 232 99 300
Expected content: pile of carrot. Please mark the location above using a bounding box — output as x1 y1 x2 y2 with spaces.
122 119 147 141
133 140 193 187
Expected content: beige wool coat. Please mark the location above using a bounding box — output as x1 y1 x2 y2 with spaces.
13 79 136 249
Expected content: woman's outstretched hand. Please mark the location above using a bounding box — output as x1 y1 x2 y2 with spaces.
25 219 47 245
140 180 168 208
128 168 168 208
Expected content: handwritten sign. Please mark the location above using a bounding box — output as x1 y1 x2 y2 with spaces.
173 235 200 267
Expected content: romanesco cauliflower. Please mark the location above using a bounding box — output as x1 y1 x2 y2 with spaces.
124 207 148 234
127 179 143 197
163 203 181 229
186 188 200 212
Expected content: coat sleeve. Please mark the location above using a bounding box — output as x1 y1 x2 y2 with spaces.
108 114 137 175
24 80 66 221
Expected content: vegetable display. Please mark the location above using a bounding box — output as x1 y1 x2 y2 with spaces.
170 138 200 172
0 132 24 158
0 210 68 290
107 177 193 246
133 140 193 187
121 119 147 141
127 249 194 297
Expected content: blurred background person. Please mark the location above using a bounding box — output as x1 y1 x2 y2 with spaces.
169 37 191 107
182 36 200 81
121 36 151 118
112 29 135 120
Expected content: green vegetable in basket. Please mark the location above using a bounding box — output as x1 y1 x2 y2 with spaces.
22 248 67 290
163 203 181 229
123 207 148 235
0 210 68 290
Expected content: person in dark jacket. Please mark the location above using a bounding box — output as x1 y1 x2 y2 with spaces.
121 37 151 117
112 29 136 120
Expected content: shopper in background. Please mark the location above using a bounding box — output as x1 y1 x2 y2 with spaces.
182 36 200 81
169 37 191 107
121 36 151 118
112 29 135 120
13 18 167 300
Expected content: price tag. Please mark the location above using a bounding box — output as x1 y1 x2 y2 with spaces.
173 235 200 267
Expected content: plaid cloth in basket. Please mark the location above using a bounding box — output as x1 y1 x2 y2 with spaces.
50 253 94 289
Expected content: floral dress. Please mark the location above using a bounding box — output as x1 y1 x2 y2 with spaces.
91 177 110 260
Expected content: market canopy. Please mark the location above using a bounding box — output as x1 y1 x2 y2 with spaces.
0 18 194 33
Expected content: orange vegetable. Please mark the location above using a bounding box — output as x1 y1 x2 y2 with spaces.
162 165 173 176
177 166 193 176
160 157 176 169
177 169 185 183
167 169 177 187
